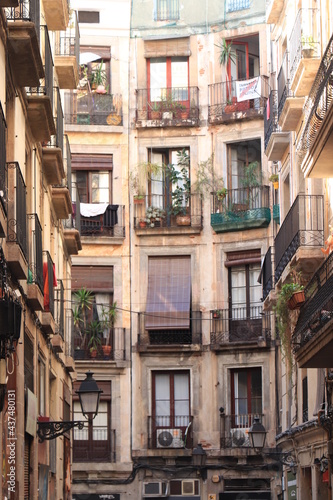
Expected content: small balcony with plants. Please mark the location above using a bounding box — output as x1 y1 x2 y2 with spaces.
289 8 321 98
264 90 290 161
135 87 199 128
54 10 80 89
210 306 271 350
277 51 304 132
5 0 44 87
43 88 66 186
63 183 82 255
72 288 126 362
26 25 56 143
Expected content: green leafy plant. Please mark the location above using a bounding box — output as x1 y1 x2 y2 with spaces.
194 154 226 200
87 320 103 352
130 161 162 197
216 187 228 200
269 174 279 183
166 149 191 216
241 161 260 188
145 206 166 227
301 35 317 52
89 60 107 88
215 38 237 99
72 288 93 348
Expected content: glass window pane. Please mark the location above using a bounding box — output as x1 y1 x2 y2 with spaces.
91 172 109 203
73 401 88 440
171 58 188 100
93 401 108 440
155 374 170 425
150 58 167 101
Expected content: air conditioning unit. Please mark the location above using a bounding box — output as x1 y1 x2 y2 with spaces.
230 428 250 447
182 479 195 495
143 481 169 497
156 428 183 448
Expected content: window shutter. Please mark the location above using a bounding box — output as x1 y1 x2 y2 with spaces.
72 154 113 171
225 249 261 267
145 257 191 330
144 37 190 58
72 266 113 292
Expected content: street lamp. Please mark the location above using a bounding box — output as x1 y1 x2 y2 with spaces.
192 443 207 480
37 371 103 442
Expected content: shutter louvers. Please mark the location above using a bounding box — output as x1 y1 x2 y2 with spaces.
144 37 190 58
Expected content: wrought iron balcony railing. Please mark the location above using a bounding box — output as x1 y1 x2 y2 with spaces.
208 76 269 123
264 91 278 149
274 194 324 283
73 326 127 361
43 251 55 318
27 213 43 292
64 91 123 126
289 8 320 83
293 251 333 353
54 280 64 339
5 0 40 29
135 87 199 126
148 415 193 449
6 162 28 259
262 246 274 301
26 25 53 107
55 10 80 71
297 34 333 163
220 413 265 449
134 193 202 230
210 186 270 233
277 51 290 119
80 204 125 238
210 306 272 345
138 311 202 347
0 104 7 217
73 427 116 463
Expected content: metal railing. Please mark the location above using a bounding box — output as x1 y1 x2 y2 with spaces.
73 326 126 361
81 205 125 238
138 311 202 346
148 415 193 449
289 8 320 83
154 0 179 20
264 90 278 149
210 307 272 345
135 87 199 124
26 25 54 107
208 76 269 123
0 104 7 216
220 413 265 448
5 0 40 38
64 91 123 126
43 251 54 317
63 184 80 233
55 11 80 75
73 427 116 463
134 193 202 230
54 280 64 339
6 162 28 259
274 194 324 283
211 186 270 214
297 34 333 161
262 246 274 301
27 213 43 292
65 309 74 358
293 251 333 352
277 51 290 119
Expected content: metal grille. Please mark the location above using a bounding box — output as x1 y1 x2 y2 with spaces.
154 0 179 20
277 52 290 119
264 90 278 149
27 213 43 291
226 0 250 12
7 162 28 259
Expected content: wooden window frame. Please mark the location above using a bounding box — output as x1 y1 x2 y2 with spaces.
152 370 190 429
230 367 262 418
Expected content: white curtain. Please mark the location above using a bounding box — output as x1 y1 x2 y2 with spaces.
95 293 111 339
155 374 170 427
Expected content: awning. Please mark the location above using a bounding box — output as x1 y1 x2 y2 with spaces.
79 52 101 65
145 257 191 330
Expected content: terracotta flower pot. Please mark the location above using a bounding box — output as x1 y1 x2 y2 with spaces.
176 215 191 226
288 290 305 310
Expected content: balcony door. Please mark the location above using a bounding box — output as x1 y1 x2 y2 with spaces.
148 57 189 107
231 367 262 428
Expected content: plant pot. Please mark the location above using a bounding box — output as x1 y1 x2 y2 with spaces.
273 181 279 190
236 100 250 112
180 110 189 119
213 311 221 319
288 290 305 310
90 349 98 358
176 215 191 226
151 111 161 120
139 220 147 228
224 104 236 113
102 345 112 357
134 196 144 205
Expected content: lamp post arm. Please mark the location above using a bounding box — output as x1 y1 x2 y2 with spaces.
37 420 84 443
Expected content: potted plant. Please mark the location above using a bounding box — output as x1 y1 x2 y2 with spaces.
212 309 221 319
87 320 102 358
72 288 93 357
89 60 107 92
166 149 191 225
144 206 165 228
138 218 147 228
148 101 161 119
216 187 228 201
301 35 317 57
100 302 117 357
269 173 279 190
215 38 237 107
193 154 226 213
239 160 260 209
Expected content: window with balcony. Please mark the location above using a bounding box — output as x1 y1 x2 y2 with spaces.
227 139 261 190
154 0 179 20
73 381 113 462
231 367 262 425
152 371 190 448
148 57 189 107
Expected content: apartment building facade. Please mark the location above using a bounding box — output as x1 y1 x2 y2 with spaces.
0 0 81 497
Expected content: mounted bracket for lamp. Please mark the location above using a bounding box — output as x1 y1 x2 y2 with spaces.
37 372 103 442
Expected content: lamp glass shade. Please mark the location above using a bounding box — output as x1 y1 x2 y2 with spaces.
76 372 103 419
249 418 267 450
192 443 207 467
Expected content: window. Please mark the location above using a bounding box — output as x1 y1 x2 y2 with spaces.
227 35 259 82
72 154 113 204
227 139 261 191
78 11 100 23
154 0 179 21
226 0 250 13
148 57 189 102
73 381 112 462
38 358 45 416
231 367 262 427
152 371 190 447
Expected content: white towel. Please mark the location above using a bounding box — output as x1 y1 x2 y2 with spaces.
80 203 109 217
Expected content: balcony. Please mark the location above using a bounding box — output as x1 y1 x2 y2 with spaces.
73 429 116 463
41 251 56 335
148 415 193 450
51 134 71 220
43 88 66 185
134 193 202 236
5 0 44 87
52 280 64 353
220 413 266 449
54 11 79 89
277 51 304 132
43 0 69 31
208 76 269 124
6 162 28 279
64 91 123 127
293 252 333 368
63 186 81 255
80 204 125 240
27 214 44 311
135 87 199 128
261 246 274 304
26 26 55 142
210 307 271 350
210 186 270 234
298 34 333 179
0 104 8 238
137 311 202 353
289 9 321 97
274 194 324 285
73 327 127 362
264 91 290 161
266 0 284 25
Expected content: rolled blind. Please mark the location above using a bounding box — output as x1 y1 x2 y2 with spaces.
144 37 190 58
145 256 191 330
225 249 261 267
72 266 113 292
